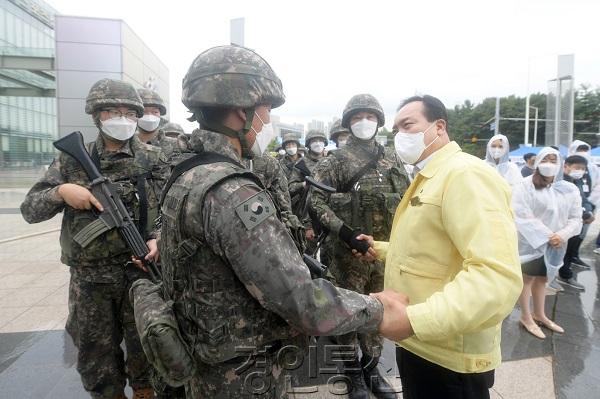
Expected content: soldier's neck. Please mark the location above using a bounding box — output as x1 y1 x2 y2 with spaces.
137 130 156 144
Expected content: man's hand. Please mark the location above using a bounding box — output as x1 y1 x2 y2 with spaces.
549 233 563 248
58 183 103 211
131 239 159 272
371 289 414 342
352 234 378 262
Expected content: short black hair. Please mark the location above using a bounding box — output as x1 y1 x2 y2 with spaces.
523 152 536 162
565 155 588 166
550 145 559 150
194 106 232 127
397 95 448 127
576 144 590 152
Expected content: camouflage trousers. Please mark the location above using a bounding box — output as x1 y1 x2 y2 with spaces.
185 343 290 398
329 241 384 358
66 267 152 399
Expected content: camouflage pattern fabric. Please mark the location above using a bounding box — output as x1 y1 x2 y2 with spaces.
159 128 383 398
248 154 306 252
20 133 167 398
140 129 184 161
85 78 144 116
182 45 285 110
341 93 385 128
309 135 410 357
137 88 167 115
162 122 185 136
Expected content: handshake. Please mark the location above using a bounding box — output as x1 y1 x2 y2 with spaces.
371 289 414 342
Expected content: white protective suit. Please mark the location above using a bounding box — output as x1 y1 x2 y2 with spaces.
569 140 600 207
485 134 523 186
512 147 582 281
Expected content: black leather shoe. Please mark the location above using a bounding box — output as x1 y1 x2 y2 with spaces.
361 354 398 399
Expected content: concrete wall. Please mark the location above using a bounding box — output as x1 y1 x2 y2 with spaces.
55 15 169 143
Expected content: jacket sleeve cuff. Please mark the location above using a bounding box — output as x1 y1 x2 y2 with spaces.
373 241 389 262
406 302 442 342
44 186 65 206
357 295 384 333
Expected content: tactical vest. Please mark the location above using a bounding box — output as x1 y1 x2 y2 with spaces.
329 149 406 241
160 160 296 365
59 143 161 267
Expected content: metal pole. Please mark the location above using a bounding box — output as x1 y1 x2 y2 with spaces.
533 107 539 147
525 95 530 145
524 60 531 145
494 97 500 135
554 80 561 146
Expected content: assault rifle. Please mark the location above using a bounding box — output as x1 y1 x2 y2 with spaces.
53 131 161 282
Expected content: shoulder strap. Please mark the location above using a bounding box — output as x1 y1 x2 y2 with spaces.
342 144 384 192
160 152 245 207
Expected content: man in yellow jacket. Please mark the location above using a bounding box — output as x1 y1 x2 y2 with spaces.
362 95 522 399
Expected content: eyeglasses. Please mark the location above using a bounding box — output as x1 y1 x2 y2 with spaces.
102 108 138 120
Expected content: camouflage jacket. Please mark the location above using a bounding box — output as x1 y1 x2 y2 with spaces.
247 154 305 251
20 134 167 281
159 128 382 364
140 129 184 161
309 136 410 240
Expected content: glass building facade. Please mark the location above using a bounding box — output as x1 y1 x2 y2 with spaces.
0 0 58 169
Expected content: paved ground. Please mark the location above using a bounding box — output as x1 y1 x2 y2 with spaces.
0 188 598 398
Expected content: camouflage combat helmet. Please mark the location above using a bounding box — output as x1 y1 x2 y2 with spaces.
85 78 144 116
329 119 350 142
137 88 167 115
305 130 328 146
182 45 285 159
162 122 185 135
341 94 385 128
182 45 285 110
282 133 301 147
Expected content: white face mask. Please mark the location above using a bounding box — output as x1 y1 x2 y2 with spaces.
278 149 286 156
351 118 378 140
394 122 438 164
101 116 137 141
310 141 325 154
137 114 161 132
538 162 558 177
569 169 585 180
286 146 297 156
337 139 348 148
250 112 276 158
490 147 505 159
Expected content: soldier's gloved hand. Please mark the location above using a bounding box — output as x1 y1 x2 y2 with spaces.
338 224 370 254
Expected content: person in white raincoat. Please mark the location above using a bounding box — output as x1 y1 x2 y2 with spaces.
512 147 582 339
568 140 600 206
485 134 522 186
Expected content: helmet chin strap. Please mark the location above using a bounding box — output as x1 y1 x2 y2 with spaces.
195 107 256 158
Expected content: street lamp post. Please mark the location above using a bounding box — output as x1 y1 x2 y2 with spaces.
530 106 539 146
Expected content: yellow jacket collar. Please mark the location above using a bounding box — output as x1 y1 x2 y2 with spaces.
418 141 462 179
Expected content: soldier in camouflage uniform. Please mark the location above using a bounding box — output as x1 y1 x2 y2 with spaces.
247 154 306 252
161 121 190 153
309 94 410 399
288 130 328 251
279 133 302 179
330 119 351 150
136 88 183 160
158 45 389 398
20 79 166 399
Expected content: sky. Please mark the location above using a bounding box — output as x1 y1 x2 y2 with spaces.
48 0 600 133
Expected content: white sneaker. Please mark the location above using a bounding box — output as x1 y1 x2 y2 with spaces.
593 248 600 255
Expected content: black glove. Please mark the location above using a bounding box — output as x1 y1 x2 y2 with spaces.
338 224 370 255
